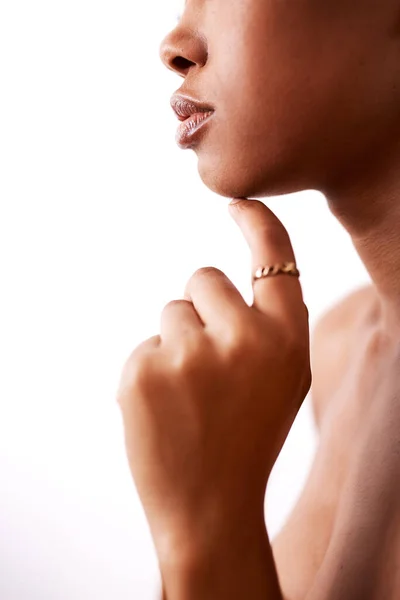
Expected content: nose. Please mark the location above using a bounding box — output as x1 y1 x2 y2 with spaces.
159 26 208 78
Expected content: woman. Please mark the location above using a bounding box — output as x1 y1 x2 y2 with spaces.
117 2 400 598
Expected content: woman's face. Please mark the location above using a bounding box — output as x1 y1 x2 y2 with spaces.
160 1 400 199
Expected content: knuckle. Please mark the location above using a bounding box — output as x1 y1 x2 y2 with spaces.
162 299 186 313
185 267 224 298
130 355 154 386
170 349 196 375
170 335 212 373
116 352 154 406
193 266 222 279
223 319 262 361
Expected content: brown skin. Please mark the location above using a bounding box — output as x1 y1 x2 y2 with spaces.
160 0 400 199
117 1 400 598
118 201 311 600
273 286 400 600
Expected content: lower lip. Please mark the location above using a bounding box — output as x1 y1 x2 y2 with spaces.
176 111 214 148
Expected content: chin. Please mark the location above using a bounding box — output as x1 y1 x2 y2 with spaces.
196 149 308 199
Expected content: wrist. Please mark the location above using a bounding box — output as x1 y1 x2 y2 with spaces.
156 509 282 600
154 498 266 569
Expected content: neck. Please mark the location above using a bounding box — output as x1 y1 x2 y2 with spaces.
323 147 400 336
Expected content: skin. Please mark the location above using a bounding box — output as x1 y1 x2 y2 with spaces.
160 0 400 200
117 1 400 598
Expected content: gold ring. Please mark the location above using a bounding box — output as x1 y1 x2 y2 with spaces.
253 262 300 282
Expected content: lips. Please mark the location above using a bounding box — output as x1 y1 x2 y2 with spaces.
170 94 215 148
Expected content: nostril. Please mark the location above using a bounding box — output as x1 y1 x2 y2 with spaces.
172 56 195 71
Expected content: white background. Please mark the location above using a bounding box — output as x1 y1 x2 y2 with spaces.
0 1 370 599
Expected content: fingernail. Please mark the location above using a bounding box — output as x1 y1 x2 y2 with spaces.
229 197 244 206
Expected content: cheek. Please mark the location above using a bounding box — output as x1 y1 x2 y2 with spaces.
198 5 396 197
201 56 320 197
209 18 318 155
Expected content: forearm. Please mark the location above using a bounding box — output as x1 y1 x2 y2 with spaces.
155 510 283 600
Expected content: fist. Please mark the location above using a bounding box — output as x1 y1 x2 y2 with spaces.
116 198 311 562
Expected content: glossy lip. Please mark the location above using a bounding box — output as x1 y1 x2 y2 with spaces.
170 94 215 149
175 111 214 148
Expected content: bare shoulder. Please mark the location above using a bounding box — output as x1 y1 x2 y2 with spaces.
310 283 379 429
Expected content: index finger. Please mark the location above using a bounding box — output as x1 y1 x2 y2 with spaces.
228 198 306 330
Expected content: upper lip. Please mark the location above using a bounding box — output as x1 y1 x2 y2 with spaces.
170 94 215 122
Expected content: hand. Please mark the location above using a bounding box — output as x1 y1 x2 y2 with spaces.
116 198 311 566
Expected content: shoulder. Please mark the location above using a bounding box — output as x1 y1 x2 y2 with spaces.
310 284 378 429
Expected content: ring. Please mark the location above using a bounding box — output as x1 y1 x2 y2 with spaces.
252 262 300 282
